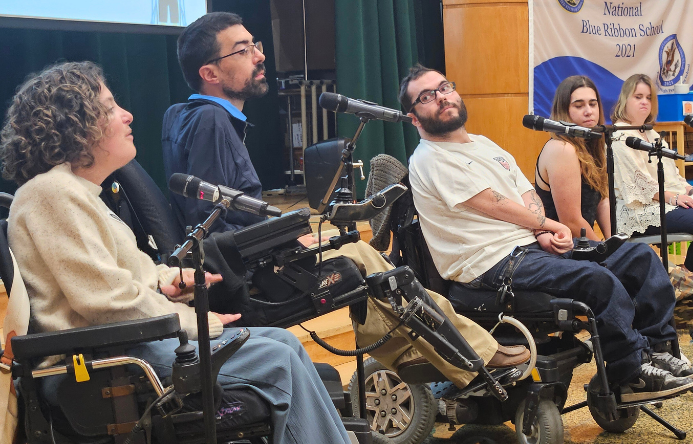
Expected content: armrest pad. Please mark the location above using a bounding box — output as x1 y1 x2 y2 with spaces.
11 314 181 360
233 208 312 259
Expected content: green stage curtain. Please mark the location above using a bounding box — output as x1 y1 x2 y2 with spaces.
0 28 183 195
335 0 444 197
0 0 284 196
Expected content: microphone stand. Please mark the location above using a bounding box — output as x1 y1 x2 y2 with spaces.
168 198 232 444
317 115 371 417
594 123 652 235
322 116 372 234
624 137 684 358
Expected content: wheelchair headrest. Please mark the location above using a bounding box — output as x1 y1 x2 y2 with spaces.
0 220 13 296
0 193 13 210
101 160 182 259
365 154 409 251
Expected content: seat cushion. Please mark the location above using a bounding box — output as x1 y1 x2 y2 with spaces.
447 283 556 314
314 362 346 409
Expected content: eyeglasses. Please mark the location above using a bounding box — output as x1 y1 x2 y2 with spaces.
410 81 456 110
206 41 263 64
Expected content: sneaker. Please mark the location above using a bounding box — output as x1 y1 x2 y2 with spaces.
669 265 693 301
651 351 693 377
620 362 693 403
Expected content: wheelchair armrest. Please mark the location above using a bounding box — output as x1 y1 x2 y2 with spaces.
11 314 181 360
233 208 312 259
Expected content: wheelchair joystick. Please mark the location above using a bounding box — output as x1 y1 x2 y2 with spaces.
174 330 198 364
172 330 200 396
576 228 590 250
571 228 629 263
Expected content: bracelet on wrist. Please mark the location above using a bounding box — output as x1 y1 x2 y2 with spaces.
535 230 553 238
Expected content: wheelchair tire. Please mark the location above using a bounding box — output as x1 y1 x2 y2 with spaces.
348 357 436 444
371 431 396 444
586 374 639 433
514 398 563 444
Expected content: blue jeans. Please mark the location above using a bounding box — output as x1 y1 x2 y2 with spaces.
474 242 676 384
641 206 693 270
41 328 350 444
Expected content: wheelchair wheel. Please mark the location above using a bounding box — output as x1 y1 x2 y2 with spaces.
586 374 639 433
371 431 396 443
348 357 436 444
514 398 563 444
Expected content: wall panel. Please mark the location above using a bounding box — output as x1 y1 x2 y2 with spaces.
444 0 539 176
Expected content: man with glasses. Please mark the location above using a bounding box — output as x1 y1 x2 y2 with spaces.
162 12 268 233
401 63 693 402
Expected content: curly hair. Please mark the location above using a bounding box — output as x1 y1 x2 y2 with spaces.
550 75 608 199
0 61 109 185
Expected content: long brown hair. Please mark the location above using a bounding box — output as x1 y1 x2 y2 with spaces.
550 75 607 198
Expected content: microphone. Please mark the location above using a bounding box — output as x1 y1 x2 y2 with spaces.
168 174 282 217
685 115 693 128
522 115 603 140
624 137 684 160
319 92 412 123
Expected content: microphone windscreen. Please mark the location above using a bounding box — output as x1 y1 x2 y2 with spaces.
319 92 347 112
624 136 642 149
522 114 542 130
168 173 200 198
685 115 693 127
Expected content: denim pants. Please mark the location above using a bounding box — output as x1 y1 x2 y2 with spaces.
641 206 693 270
475 241 677 384
41 328 350 444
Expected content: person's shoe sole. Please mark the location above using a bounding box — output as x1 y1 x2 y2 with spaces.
620 379 693 403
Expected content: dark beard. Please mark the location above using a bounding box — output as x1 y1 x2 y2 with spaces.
223 63 269 101
415 100 468 135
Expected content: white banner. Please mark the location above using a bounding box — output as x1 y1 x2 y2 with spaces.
530 0 693 122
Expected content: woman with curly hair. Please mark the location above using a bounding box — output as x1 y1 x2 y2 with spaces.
534 75 610 241
612 74 693 298
0 61 351 444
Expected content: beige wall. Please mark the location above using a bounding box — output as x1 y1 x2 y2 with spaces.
443 0 548 180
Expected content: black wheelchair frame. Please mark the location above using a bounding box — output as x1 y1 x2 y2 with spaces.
375 170 688 441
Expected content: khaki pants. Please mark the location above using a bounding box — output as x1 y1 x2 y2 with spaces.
323 241 497 388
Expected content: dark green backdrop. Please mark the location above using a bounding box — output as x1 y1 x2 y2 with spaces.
335 0 444 197
0 0 443 198
0 0 285 196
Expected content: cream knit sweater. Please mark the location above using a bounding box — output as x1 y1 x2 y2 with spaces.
7 163 223 340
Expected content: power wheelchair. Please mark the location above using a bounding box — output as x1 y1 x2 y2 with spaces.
0 181 373 444
348 153 690 444
0 155 534 444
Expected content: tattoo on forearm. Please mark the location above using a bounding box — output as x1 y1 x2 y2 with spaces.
492 191 507 203
527 190 546 227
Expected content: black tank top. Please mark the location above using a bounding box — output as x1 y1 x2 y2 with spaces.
534 144 601 228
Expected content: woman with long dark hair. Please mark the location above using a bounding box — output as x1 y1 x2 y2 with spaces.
534 75 610 240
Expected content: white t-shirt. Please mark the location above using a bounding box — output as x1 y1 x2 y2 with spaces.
408 135 537 283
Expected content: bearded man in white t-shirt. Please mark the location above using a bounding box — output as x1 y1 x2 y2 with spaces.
399 63 693 403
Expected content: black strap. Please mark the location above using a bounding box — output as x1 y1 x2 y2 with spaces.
495 246 529 308
534 141 551 189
